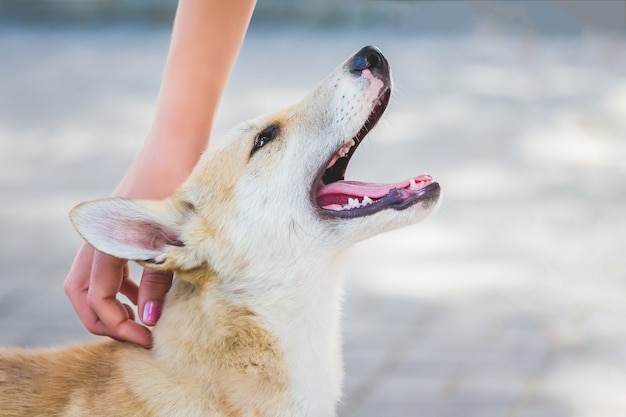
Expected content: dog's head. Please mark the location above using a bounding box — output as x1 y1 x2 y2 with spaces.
71 46 440 276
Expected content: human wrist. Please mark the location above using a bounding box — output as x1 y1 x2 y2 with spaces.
112 150 197 200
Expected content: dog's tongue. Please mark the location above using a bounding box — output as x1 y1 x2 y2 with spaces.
316 174 432 208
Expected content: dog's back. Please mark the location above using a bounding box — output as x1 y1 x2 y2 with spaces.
0 342 150 416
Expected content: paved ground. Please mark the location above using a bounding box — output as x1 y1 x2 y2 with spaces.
1 25 625 416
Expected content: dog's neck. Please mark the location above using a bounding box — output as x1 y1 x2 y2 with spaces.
150 254 347 417
255 259 346 416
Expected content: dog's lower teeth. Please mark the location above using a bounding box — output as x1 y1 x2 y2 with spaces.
341 195 373 210
409 179 420 191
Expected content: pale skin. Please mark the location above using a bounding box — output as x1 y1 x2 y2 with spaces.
64 0 257 349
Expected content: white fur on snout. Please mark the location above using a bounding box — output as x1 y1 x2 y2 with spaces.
329 69 387 152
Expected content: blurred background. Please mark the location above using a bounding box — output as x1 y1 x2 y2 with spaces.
0 1 625 416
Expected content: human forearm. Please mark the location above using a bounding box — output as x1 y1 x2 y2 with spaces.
115 0 256 199
67 0 256 349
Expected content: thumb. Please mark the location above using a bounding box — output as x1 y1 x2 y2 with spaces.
138 268 173 326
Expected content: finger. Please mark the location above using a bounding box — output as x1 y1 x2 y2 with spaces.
64 243 109 336
119 264 139 305
88 251 153 348
138 268 173 326
122 303 136 321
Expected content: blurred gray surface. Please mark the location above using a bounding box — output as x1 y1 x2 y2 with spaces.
1 0 625 35
1 24 626 417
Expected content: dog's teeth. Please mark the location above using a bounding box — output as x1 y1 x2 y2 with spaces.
341 196 374 211
330 140 356 166
343 198 359 210
343 141 354 156
409 179 420 191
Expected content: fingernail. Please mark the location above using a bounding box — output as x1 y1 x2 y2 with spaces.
142 301 161 325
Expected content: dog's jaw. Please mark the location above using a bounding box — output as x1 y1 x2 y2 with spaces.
310 53 440 223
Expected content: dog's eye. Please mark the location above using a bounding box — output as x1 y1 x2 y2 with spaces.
252 124 280 154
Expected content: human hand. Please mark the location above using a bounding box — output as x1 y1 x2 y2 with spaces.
64 0 255 349
64 242 173 348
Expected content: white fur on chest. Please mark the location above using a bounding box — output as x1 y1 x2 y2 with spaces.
224 259 347 417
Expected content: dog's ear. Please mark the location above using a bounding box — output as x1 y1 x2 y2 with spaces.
70 198 189 268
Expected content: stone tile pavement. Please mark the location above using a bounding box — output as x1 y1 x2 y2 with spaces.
1 25 625 416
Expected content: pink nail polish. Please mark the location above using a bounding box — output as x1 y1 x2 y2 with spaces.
142 301 161 325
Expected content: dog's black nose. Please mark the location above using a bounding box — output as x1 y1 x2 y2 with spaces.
350 46 388 75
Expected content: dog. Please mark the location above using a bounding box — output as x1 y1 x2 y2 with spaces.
0 46 440 417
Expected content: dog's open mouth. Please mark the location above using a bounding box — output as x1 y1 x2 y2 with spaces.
314 88 440 218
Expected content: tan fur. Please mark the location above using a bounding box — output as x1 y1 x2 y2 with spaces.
0 47 440 417
0 342 149 416
0 273 290 417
